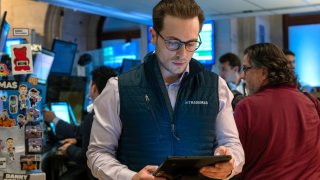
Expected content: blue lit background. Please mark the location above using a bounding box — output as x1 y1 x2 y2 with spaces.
289 24 320 87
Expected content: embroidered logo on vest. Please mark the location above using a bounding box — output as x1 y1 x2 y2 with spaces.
185 100 208 105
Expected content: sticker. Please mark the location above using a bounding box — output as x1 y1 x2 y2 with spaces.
1 95 7 101
27 138 42 153
9 95 18 114
0 109 16 127
13 28 29 36
20 155 40 170
0 138 5 152
25 125 42 139
0 54 12 76
28 77 38 86
28 88 41 108
31 44 41 54
17 114 25 129
6 137 15 161
0 80 18 90
18 84 28 110
11 44 33 75
3 173 30 180
26 108 40 123
0 157 6 168
0 63 10 76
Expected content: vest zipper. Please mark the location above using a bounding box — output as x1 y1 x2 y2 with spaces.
171 123 180 141
145 94 163 140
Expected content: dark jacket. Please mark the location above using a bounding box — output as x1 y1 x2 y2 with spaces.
56 112 94 164
118 53 220 171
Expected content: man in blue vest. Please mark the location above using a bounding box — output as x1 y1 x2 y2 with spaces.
87 0 244 179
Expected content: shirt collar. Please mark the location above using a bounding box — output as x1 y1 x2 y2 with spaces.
165 64 190 86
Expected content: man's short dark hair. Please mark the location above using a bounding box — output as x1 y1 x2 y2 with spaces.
219 53 242 72
283 49 295 56
152 0 205 32
91 66 117 94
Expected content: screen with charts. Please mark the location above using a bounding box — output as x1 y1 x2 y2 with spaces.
31 49 55 84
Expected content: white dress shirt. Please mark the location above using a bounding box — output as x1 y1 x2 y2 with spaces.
87 74 244 180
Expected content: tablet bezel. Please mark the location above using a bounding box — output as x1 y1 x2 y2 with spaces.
153 155 232 179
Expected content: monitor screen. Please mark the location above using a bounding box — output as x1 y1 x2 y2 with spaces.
46 75 87 122
31 49 55 84
51 39 77 75
0 19 10 53
4 38 27 58
103 41 139 69
50 101 71 124
192 20 215 65
120 59 141 74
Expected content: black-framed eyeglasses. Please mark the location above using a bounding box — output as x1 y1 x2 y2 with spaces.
242 65 253 73
155 30 202 52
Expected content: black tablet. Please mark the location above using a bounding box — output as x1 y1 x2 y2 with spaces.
153 155 232 179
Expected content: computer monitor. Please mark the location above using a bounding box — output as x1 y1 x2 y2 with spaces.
31 49 55 84
46 75 87 122
50 101 77 125
51 39 77 75
192 20 215 65
50 102 71 124
120 59 141 74
0 11 10 53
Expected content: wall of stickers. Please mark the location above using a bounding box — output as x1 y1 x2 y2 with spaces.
0 43 44 179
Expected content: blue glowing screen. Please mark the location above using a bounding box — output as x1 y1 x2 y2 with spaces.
289 24 320 87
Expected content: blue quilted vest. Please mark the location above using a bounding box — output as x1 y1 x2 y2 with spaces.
117 53 219 171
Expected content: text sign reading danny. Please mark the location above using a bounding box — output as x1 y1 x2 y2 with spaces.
3 173 30 180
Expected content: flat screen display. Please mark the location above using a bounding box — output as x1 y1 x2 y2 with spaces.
51 39 77 75
31 49 55 84
103 41 139 69
50 101 71 124
0 20 10 53
192 20 215 65
4 38 27 58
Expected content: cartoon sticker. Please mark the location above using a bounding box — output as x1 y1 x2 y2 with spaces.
0 157 6 168
28 88 41 108
9 95 18 114
0 138 5 152
18 84 28 110
11 44 33 75
20 155 40 170
27 138 42 153
25 125 42 139
0 109 16 127
26 108 40 123
17 114 25 129
0 63 10 76
1 95 7 101
6 137 15 161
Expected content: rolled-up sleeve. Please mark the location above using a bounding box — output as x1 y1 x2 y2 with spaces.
86 77 136 180
215 77 245 176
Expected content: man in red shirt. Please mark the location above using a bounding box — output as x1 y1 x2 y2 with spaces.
234 43 320 179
